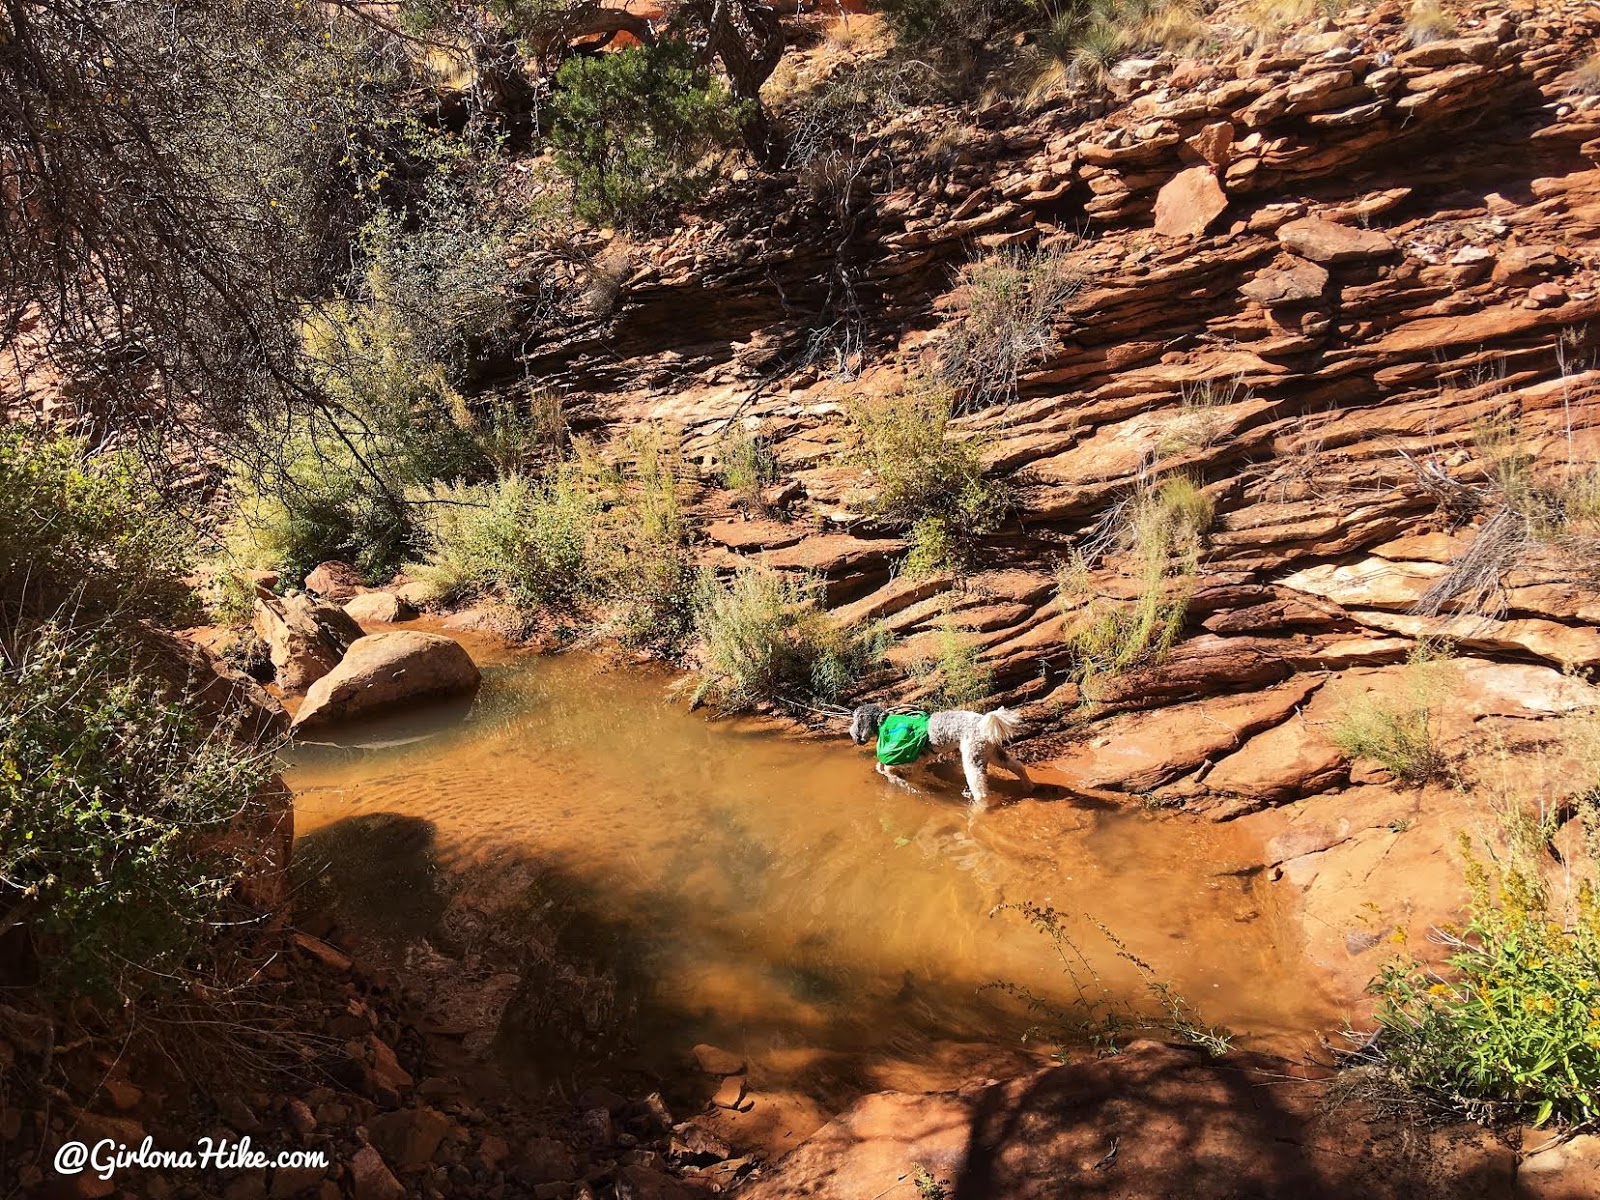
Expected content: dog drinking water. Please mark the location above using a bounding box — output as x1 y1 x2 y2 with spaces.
849 703 1032 808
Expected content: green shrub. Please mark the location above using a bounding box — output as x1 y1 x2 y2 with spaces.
848 386 1008 560
1067 475 1212 682
226 429 417 583
715 423 779 505
409 467 599 615
593 430 699 652
1367 807 1600 1127
0 425 192 623
903 516 958 579
549 40 748 227
1330 641 1452 785
939 242 1079 409
913 616 994 708
0 623 275 999
691 565 889 711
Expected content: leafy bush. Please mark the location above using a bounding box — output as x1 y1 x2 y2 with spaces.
913 616 994 709
904 516 959 579
409 467 598 615
549 40 748 227
0 623 275 999
691 565 889 711
1366 802 1600 1127
848 386 1008 559
0 425 192 623
226 429 417 583
1330 641 1452 785
939 241 1081 410
1066 475 1212 681
715 423 779 506
592 430 700 652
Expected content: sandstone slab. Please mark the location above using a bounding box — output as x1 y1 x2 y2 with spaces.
1153 166 1228 238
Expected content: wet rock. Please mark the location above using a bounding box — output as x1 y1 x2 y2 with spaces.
1153 166 1229 238
350 1146 405 1200
290 632 481 733
343 592 417 626
253 592 365 694
1276 217 1395 263
304 561 365 602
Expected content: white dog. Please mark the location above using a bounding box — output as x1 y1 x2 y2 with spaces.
849 703 1032 808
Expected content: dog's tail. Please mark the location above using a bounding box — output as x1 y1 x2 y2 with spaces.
978 707 1022 746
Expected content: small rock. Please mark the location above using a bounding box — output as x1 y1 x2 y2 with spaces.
284 1098 316 1141
1276 217 1395 263
580 1107 615 1146
366 1106 453 1173
343 592 417 626
1240 258 1329 305
477 1134 510 1170
102 1079 142 1112
350 1146 405 1200
670 1123 731 1164
304 561 365 602
710 1077 748 1110
1526 282 1568 309
691 1044 746 1076
513 1137 576 1186
1153 165 1228 238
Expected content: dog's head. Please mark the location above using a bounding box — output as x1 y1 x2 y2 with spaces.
849 703 888 745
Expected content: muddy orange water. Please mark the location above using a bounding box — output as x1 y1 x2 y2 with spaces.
286 638 1339 1116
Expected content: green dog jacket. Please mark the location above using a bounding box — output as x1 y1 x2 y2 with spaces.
876 712 931 766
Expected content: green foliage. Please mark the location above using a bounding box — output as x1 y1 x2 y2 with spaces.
1367 807 1600 1127
904 516 958 580
1018 0 1207 92
227 140 528 582
911 1165 951 1200
848 387 1008 563
715 423 779 506
691 565 889 711
409 429 700 651
593 430 700 653
549 40 748 228
989 901 1234 1056
1067 475 1212 683
0 624 275 999
409 467 599 616
1330 641 1452 785
940 241 1081 410
913 616 994 709
0 425 192 623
